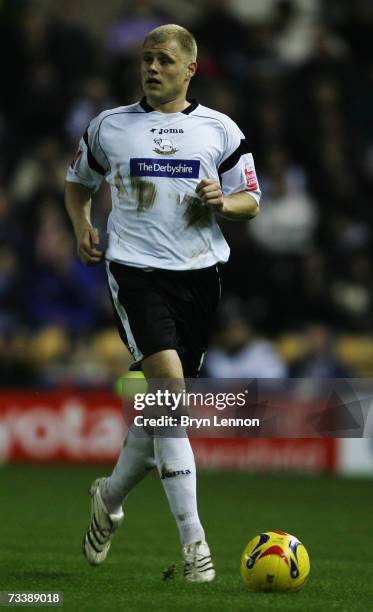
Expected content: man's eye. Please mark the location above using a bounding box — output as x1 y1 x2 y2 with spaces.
143 56 172 65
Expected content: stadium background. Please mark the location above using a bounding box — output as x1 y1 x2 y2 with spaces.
1 1 373 610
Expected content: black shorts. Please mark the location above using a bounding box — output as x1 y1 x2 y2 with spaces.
106 261 221 378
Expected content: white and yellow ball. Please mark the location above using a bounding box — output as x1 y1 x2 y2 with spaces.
240 530 310 592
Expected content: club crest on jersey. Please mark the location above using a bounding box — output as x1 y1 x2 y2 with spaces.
153 137 178 155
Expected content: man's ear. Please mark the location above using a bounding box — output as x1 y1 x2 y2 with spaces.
187 61 197 78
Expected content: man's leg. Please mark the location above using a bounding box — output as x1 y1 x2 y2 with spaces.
142 349 215 582
83 345 155 565
84 422 155 565
101 425 155 513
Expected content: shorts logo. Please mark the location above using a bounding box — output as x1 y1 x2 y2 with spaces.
153 137 178 155
244 165 258 191
130 158 200 178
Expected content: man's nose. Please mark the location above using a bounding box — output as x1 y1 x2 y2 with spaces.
148 60 159 72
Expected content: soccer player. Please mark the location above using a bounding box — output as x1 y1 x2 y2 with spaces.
65 24 261 582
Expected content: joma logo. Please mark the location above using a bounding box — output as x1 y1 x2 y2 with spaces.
161 469 191 479
150 128 184 134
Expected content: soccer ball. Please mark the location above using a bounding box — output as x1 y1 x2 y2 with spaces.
240 530 310 592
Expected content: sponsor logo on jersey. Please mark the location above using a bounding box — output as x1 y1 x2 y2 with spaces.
130 158 200 178
153 137 178 155
150 128 184 134
244 164 258 190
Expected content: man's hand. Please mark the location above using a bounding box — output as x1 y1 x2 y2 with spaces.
196 178 224 212
76 226 104 265
64 182 104 264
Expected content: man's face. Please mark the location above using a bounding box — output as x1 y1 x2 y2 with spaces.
141 38 195 103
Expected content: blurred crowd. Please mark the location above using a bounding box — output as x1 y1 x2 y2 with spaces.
1 0 373 387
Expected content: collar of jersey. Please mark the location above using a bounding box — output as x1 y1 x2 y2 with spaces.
140 97 199 115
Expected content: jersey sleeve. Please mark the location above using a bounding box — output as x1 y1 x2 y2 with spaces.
218 119 261 203
66 114 109 193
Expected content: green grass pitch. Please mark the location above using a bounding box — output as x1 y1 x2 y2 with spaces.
1 465 373 611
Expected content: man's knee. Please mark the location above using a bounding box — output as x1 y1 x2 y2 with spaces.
141 349 187 423
142 349 184 381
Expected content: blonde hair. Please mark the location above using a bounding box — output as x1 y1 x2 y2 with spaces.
143 24 198 61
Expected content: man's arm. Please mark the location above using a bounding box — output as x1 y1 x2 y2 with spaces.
216 190 259 221
64 181 103 265
196 178 259 220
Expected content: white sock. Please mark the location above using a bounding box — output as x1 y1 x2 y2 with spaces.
154 431 205 546
101 425 155 513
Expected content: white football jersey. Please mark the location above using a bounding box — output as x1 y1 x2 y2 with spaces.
66 98 261 270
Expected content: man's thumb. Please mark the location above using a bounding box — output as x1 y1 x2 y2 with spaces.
91 227 100 246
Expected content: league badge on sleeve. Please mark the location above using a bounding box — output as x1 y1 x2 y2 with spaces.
70 147 83 170
244 163 258 191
